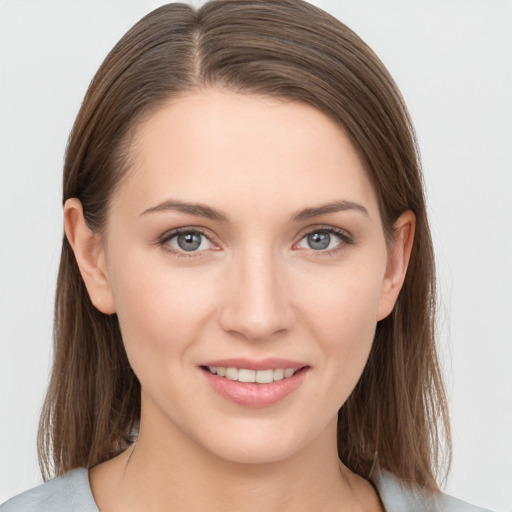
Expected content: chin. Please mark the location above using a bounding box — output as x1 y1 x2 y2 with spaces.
195 416 331 467
209 439 302 466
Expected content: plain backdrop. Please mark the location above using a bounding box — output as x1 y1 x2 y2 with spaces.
0 1 511 510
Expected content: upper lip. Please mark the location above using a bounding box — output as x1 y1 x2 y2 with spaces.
200 358 308 371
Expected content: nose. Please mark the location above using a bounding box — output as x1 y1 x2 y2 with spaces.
218 248 295 342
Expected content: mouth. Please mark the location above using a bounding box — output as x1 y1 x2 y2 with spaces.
199 359 310 408
202 366 300 383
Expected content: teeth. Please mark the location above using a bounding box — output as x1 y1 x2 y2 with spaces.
225 367 238 380
207 366 297 383
238 369 256 382
256 369 273 384
273 368 284 381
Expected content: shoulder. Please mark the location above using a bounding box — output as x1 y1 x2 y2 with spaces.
372 469 493 512
0 468 98 512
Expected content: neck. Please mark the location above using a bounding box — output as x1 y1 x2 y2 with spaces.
135 425 352 511
90 415 369 512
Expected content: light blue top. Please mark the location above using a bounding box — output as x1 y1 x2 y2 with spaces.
0 467 492 512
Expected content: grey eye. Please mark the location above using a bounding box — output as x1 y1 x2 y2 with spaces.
297 230 345 251
177 232 202 251
168 231 212 252
307 232 331 250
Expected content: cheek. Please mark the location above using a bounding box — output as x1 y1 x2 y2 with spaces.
106 251 217 374
294 259 385 376
300 259 384 331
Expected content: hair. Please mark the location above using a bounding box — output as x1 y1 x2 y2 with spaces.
38 0 451 490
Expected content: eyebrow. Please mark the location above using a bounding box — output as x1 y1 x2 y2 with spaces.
141 200 229 221
140 198 368 223
290 200 369 222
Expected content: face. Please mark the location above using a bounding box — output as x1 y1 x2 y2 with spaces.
75 89 410 465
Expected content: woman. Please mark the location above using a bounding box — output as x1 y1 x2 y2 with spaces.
0 1 493 510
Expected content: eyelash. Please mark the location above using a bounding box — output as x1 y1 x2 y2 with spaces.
295 226 354 256
157 225 353 258
157 227 215 259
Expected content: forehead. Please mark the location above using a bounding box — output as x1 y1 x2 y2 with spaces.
113 89 380 222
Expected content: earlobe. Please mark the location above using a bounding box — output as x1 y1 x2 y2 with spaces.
377 210 416 321
63 198 116 314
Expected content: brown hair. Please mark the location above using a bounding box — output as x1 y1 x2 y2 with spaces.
38 0 451 490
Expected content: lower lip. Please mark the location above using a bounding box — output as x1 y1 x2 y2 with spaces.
201 367 309 408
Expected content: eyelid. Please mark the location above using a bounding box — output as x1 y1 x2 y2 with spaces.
157 226 220 257
293 225 354 253
155 224 353 258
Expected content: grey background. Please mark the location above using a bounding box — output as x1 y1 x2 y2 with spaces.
1 1 511 510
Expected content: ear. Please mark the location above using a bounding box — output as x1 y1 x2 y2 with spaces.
63 198 116 314
377 210 416 321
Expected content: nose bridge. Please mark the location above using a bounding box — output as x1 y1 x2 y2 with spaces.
219 244 293 341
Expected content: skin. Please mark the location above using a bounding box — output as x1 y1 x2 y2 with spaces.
65 89 415 512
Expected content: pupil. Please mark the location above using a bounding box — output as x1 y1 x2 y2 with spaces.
308 232 330 250
177 232 202 251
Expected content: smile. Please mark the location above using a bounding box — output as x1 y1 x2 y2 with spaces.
205 366 297 383
200 360 310 408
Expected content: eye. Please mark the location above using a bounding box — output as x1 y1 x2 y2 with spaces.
163 229 214 253
296 228 350 252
